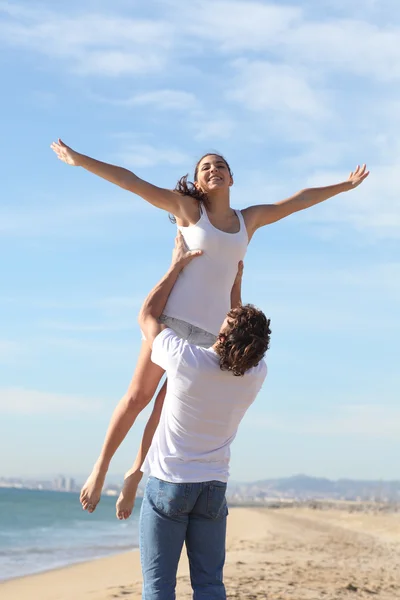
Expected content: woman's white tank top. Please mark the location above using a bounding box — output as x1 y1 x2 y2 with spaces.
163 206 249 336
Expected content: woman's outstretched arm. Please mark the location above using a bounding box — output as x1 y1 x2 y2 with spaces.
243 164 369 233
50 139 183 215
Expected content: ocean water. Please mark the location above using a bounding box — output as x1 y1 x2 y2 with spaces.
0 488 141 581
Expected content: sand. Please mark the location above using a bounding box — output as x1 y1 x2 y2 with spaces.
1 506 400 599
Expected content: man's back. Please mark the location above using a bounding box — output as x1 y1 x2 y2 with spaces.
143 329 267 483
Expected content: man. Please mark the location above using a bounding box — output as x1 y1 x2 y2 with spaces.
137 232 270 600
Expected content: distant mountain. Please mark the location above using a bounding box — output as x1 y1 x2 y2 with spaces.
227 475 400 502
3 473 400 502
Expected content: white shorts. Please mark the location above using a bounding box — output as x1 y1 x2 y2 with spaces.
141 314 217 348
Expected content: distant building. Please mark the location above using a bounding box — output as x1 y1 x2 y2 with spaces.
65 477 76 492
54 475 66 491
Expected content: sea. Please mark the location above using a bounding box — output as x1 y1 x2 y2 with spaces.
0 488 141 582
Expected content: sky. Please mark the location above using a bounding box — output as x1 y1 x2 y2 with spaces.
0 0 399 484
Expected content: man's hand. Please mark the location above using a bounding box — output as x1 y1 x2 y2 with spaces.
138 231 202 345
50 139 81 166
171 230 203 270
231 260 244 308
233 260 244 287
347 164 369 189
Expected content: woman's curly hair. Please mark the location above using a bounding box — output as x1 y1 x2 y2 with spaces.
216 304 271 377
170 153 232 223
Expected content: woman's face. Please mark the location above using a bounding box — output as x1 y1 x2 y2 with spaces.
195 155 233 194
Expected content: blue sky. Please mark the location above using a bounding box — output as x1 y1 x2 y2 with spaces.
0 0 399 483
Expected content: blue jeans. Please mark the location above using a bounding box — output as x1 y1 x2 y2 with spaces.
139 476 228 600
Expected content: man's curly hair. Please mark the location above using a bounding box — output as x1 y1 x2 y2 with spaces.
216 304 271 377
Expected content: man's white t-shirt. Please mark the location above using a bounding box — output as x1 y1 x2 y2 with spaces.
142 328 267 483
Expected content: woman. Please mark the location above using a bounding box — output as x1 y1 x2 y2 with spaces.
50 139 369 518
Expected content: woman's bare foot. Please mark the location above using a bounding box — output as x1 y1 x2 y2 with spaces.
116 469 143 520
80 466 107 513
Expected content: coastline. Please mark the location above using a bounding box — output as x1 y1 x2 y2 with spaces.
1 506 399 599
0 548 136 585
0 548 145 600
0 488 140 582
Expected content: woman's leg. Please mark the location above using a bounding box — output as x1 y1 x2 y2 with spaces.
113 322 217 519
116 379 167 520
80 341 165 512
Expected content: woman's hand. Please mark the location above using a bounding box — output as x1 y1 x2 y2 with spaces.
244 163 370 231
50 138 81 166
171 231 203 270
347 164 369 188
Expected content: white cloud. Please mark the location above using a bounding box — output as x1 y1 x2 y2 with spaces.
284 20 400 82
118 143 190 168
301 162 400 238
74 51 165 77
228 59 329 120
176 1 400 82
192 115 236 142
0 0 32 18
120 90 199 111
1 0 399 242
0 5 172 76
173 0 301 52
2 1 400 83
0 387 104 414
249 403 400 439
307 0 387 14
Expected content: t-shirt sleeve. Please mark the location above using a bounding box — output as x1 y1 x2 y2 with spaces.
151 328 187 372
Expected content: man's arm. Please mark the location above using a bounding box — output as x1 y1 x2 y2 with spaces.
138 232 202 347
231 261 244 309
243 164 369 232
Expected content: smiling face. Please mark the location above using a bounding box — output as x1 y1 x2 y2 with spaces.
194 154 233 194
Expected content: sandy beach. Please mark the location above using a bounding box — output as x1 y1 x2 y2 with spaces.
1 505 399 599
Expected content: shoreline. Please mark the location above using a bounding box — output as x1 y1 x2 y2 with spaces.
1 506 399 600
0 548 137 585
0 488 140 583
